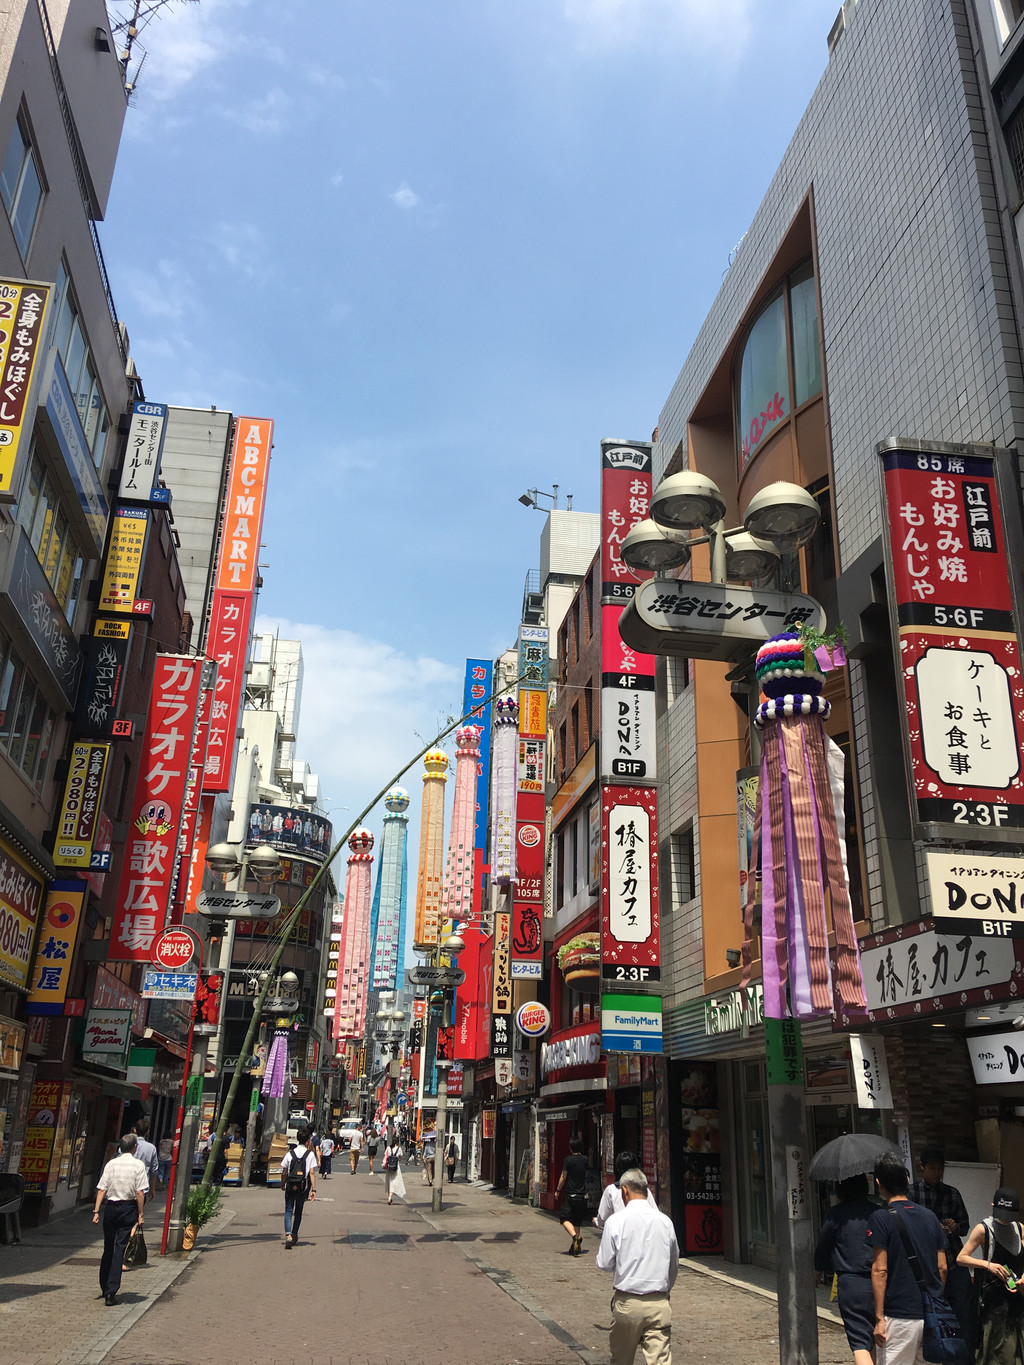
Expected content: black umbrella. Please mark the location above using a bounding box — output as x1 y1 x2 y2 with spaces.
808 1133 903 1182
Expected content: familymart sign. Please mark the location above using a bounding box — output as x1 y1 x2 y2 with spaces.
601 993 662 1054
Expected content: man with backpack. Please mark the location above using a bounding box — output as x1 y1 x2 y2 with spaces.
280 1125 317 1249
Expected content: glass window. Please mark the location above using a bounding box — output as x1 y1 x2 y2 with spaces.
8 669 34 768
0 646 23 747
737 290 789 469
0 116 43 258
790 260 822 408
64 316 86 398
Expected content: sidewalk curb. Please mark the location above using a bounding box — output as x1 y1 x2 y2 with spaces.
678 1255 845 1329
396 1177 606 1365
53 1208 236 1365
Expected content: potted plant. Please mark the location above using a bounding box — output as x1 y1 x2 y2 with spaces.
183 1183 222 1250
556 931 601 986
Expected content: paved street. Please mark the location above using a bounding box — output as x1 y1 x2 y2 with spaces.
0 1169 850 1365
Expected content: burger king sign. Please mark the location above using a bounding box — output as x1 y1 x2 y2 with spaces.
515 1000 551 1039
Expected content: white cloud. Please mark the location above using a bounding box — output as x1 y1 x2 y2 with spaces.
224 86 290 134
122 258 193 321
561 0 752 51
390 182 421 210
206 221 268 278
330 172 344 187
255 617 462 826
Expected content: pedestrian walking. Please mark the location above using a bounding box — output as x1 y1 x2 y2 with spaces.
280 1126 317 1249
319 1132 334 1177
156 1136 173 1188
556 1136 590 1256
909 1145 974 1350
421 1132 436 1186
958 1186 1024 1364
445 1136 458 1183
126 1117 157 1267
595 1150 658 1228
814 1174 878 1365
382 1138 406 1204
867 1152 948 1364
348 1123 363 1173
366 1125 379 1174
92 1134 148 1306
596 1167 679 1365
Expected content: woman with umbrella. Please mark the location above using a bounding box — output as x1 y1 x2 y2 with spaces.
810 1133 899 1365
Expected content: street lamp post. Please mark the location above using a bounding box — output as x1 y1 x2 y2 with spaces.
622 473 823 1365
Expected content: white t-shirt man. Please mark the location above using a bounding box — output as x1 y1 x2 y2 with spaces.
349 1128 363 1153
595 1178 659 1227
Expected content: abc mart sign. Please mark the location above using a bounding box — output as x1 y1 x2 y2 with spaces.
540 1028 601 1079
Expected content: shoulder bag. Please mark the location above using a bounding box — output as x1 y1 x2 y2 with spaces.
889 1207 969 1365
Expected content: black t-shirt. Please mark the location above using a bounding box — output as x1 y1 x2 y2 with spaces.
562 1152 588 1197
866 1201 945 1319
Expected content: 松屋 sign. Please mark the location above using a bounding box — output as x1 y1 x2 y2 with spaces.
879 441 1024 841
926 848 1024 937
601 786 660 980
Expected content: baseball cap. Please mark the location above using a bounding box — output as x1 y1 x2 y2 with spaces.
993 1187 1020 1212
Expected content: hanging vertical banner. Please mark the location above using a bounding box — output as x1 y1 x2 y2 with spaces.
118 400 168 502
53 741 110 867
601 784 660 979
215 416 273 594
171 666 216 922
74 629 131 739
25 881 87 1013
108 655 204 960
600 439 656 782
0 280 49 499
492 909 512 1017
879 441 1024 840
202 589 253 792
513 627 548 977
98 507 149 613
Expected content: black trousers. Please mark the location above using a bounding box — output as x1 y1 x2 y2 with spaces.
100 1201 138 1297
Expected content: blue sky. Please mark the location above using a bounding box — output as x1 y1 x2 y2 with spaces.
100 0 834 830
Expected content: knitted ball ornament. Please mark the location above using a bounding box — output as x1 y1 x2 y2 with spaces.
755 631 825 699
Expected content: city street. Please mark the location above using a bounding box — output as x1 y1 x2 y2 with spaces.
0 1171 850 1365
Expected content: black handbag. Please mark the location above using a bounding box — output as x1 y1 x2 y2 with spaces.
889 1207 969 1365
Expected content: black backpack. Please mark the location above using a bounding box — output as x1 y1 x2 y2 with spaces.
284 1146 310 1196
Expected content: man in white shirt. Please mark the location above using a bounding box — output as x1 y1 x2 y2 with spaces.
348 1123 363 1174
595 1149 660 1228
280 1126 317 1248
596 1168 680 1365
92 1134 149 1305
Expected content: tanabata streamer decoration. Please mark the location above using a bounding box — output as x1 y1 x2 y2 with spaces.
740 631 866 1020
262 1026 289 1099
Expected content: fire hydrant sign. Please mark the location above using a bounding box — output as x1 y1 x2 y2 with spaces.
879 442 1024 839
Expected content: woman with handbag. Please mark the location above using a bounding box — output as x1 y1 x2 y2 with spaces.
382 1139 406 1205
958 1187 1024 1364
444 1136 458 1183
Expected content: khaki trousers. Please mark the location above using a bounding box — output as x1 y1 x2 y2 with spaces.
609 1290 672 1365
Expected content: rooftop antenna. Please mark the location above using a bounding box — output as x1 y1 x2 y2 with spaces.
109 0 199 100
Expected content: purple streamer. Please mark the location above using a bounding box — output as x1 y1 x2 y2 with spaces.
760 742 785 1020
778 726 814 1018
262 1028 289 1099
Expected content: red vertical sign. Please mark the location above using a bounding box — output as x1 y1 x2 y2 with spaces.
880 444 1024 835
203 590 252 791
109 656 204 960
